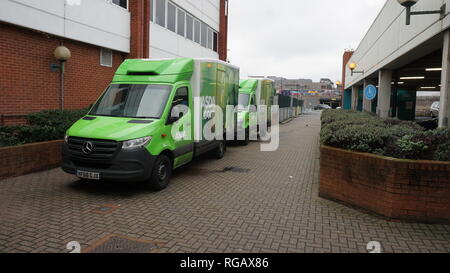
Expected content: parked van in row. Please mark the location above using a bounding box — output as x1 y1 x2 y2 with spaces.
62 58 239 190
237 78 276 145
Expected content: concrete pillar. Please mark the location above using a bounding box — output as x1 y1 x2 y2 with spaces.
377 70 392 118
363 79 372 112
351 86 358 111
440 30 450 127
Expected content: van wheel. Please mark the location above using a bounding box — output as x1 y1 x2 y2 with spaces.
214 140 226 159
146 155 172 191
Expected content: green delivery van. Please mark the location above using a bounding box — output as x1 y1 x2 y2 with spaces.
62 58 239 190
237 78 276 144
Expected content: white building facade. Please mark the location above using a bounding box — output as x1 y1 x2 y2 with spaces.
150 0 221 59
343 0 450 127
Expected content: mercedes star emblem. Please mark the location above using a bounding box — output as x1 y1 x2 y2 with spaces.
82 141 94 155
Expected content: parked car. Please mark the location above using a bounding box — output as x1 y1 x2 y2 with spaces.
430 101 440 118
314 104 332 110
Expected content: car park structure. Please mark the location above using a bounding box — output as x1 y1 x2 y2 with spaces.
341 0 450 127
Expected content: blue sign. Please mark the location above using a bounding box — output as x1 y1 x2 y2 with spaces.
364 85 377 101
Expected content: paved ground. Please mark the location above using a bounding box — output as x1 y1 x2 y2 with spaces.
0 113 449 253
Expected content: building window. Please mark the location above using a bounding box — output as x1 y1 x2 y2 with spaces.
207 28 213 50
177 9 185 37
186 14 193 41
213 32 218 52
194 20 200 44
152 0 218 52
155 0 165 27
100 48 113 67
167 2 176 32
200 22 207 47
150 0 153 22
112 0 128 9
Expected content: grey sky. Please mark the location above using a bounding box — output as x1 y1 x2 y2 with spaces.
228 0 386 82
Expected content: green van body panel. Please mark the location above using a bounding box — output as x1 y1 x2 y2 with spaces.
238 78 276 130
63 58 239 181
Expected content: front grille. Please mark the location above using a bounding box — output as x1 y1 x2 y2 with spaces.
68 137 121 161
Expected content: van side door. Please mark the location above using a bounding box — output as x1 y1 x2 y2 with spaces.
167 86 194 168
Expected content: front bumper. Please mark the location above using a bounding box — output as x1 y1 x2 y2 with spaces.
61 142 156 182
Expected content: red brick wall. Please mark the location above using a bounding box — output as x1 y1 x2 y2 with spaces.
129 0 150 59
0 140 63 180
341 51 354 92
0 22 127 124
319 145 450 224
219 0 229 62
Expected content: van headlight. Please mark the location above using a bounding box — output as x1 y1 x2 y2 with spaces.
122 137 152 149
64 134 69 143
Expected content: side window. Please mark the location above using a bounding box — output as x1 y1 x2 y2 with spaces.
155 0 166 27
194 20 201 44
172 87 189 107
177 9 186 37
169 87 189 123
167 2 176 32
112 0 128 9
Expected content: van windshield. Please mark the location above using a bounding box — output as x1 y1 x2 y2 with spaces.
238 93 250 106
89 84 172 119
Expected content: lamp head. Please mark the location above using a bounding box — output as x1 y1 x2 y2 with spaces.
348 62 357 71
397 0 418 8
54 46 71 62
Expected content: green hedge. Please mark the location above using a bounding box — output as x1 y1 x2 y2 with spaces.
321 110 450 161
0 108 89 147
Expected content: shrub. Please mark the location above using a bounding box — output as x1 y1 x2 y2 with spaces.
321 110 450 161
0 108 89 147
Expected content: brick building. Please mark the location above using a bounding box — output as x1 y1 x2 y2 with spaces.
0 0 229 125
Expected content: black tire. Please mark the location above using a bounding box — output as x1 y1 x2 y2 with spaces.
146 155 172 191
214 140 226 159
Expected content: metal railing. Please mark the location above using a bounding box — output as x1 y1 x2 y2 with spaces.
278 95 303 123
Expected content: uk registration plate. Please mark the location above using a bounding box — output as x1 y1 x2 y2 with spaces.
76 170 100 180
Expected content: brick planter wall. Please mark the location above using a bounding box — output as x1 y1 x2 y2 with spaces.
0 140 63 180
319 145 450 224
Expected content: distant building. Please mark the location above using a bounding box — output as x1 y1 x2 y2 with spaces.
265 76 336 94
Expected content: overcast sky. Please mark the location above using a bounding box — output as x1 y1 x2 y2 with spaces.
228 0 386 82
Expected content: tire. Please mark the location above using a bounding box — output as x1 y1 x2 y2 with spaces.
213 140 226 159
146 155 172 191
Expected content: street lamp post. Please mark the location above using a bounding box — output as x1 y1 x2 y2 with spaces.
54 45 71 110
397 0 446 26
349 62 364 77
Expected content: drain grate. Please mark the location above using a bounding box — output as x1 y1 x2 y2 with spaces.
84 234 165 253
220 167 251 173
92 204 120 215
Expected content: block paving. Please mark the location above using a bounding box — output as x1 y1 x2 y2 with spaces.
0 113 449 253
